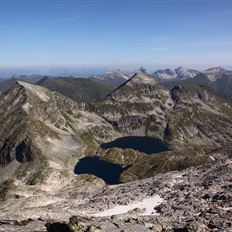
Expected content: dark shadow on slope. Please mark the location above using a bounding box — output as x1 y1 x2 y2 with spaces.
15 141 34 163
100 136 169 154
74 157 123 185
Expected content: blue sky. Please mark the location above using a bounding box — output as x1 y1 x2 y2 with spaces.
0 0 232 70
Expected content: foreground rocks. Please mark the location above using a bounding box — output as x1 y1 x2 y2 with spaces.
44 158 232 232
0 145 231 231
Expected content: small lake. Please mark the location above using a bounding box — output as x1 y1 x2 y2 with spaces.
100 136 169 154
75 136 169 184
74 157 123 185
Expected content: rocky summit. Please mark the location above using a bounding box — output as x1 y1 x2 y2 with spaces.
0 73 232 232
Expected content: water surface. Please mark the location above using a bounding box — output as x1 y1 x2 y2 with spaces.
74 157 123 184
101 136 169 154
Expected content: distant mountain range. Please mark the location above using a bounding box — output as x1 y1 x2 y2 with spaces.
37 76 114 103
0 75 43 91
161 67 232 100
0 71 129 103
1 67 232 102
91 71 133 87
152 66 200 80
0 67 108 78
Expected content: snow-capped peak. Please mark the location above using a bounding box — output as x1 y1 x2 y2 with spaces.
153 67 200 80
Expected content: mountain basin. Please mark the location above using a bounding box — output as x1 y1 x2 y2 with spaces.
75 136 170 184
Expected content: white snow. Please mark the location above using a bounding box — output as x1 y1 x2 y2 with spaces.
154 67 199 80
93 195 163 217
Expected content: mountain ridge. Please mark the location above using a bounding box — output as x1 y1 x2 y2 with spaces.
0 81 118 184
95 72 232 149
153 66 200 80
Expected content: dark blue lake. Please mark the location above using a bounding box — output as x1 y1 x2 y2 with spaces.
74 157 123 184
75 136 169 184
100 136 169 154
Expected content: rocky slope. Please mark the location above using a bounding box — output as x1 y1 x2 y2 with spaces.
0 81 118 186
65 158 232 232
0 75 232 231
94 72 173 139
94 72 232 149
3 153 230 231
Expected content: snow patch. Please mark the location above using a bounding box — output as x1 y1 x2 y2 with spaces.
93 195 163 217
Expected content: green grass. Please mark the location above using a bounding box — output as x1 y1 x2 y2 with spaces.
120 146 210 182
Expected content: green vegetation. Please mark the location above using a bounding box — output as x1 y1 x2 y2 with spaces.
98 147 145 167
38 77 114 103
120 146 210 182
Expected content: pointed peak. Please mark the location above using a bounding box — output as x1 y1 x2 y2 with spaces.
36 76 50 85
15 81 51 102
105 72 158 99
138 66 147 73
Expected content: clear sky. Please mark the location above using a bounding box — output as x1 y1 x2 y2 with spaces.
0 0 232 69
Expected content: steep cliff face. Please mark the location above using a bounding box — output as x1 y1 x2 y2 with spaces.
0 81 118 184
